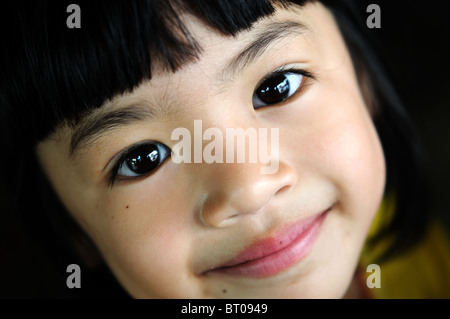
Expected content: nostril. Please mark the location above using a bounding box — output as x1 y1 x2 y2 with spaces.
276 185 291 196
226 213 240 220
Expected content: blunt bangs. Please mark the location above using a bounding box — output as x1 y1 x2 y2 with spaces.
1 0 309 144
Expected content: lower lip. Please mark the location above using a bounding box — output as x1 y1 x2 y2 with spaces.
210 209 329 278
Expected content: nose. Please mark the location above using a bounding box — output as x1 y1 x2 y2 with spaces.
199 154 296 228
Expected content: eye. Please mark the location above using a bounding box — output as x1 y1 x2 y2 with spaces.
252 69 307 109
111 142 171 182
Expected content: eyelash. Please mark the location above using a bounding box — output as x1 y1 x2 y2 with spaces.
260 66 315 85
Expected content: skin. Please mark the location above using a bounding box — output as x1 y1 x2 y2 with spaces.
37 2 386 298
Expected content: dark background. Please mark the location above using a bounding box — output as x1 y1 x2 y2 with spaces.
1 1 449 298
369 1 450 231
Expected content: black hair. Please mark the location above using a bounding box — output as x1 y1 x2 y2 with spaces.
0 0 430 297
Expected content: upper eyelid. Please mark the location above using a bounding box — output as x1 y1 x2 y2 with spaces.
256 65 315 88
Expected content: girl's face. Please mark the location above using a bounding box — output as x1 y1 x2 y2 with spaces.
37 2 385 298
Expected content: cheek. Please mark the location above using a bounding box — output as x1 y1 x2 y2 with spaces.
319 109 386 207
278 86 386 298
84 169 200 298
103 226 190 298
319 107 385 222
315 107 386 269
281 79 386 234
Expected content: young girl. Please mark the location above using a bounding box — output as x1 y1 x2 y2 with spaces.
1 0 449 298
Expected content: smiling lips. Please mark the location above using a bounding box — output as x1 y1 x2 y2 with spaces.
206 208 330 278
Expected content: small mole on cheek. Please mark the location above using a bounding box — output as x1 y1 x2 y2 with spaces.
126 205 129 209
222 289 227 294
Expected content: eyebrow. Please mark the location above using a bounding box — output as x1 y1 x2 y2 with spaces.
69 104 156 157
222 20 310 80
68 20 310 159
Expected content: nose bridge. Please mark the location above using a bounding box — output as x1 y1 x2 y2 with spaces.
194 119 295 228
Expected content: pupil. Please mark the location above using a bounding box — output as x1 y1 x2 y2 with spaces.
257 74 290 104
126 144 160 174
